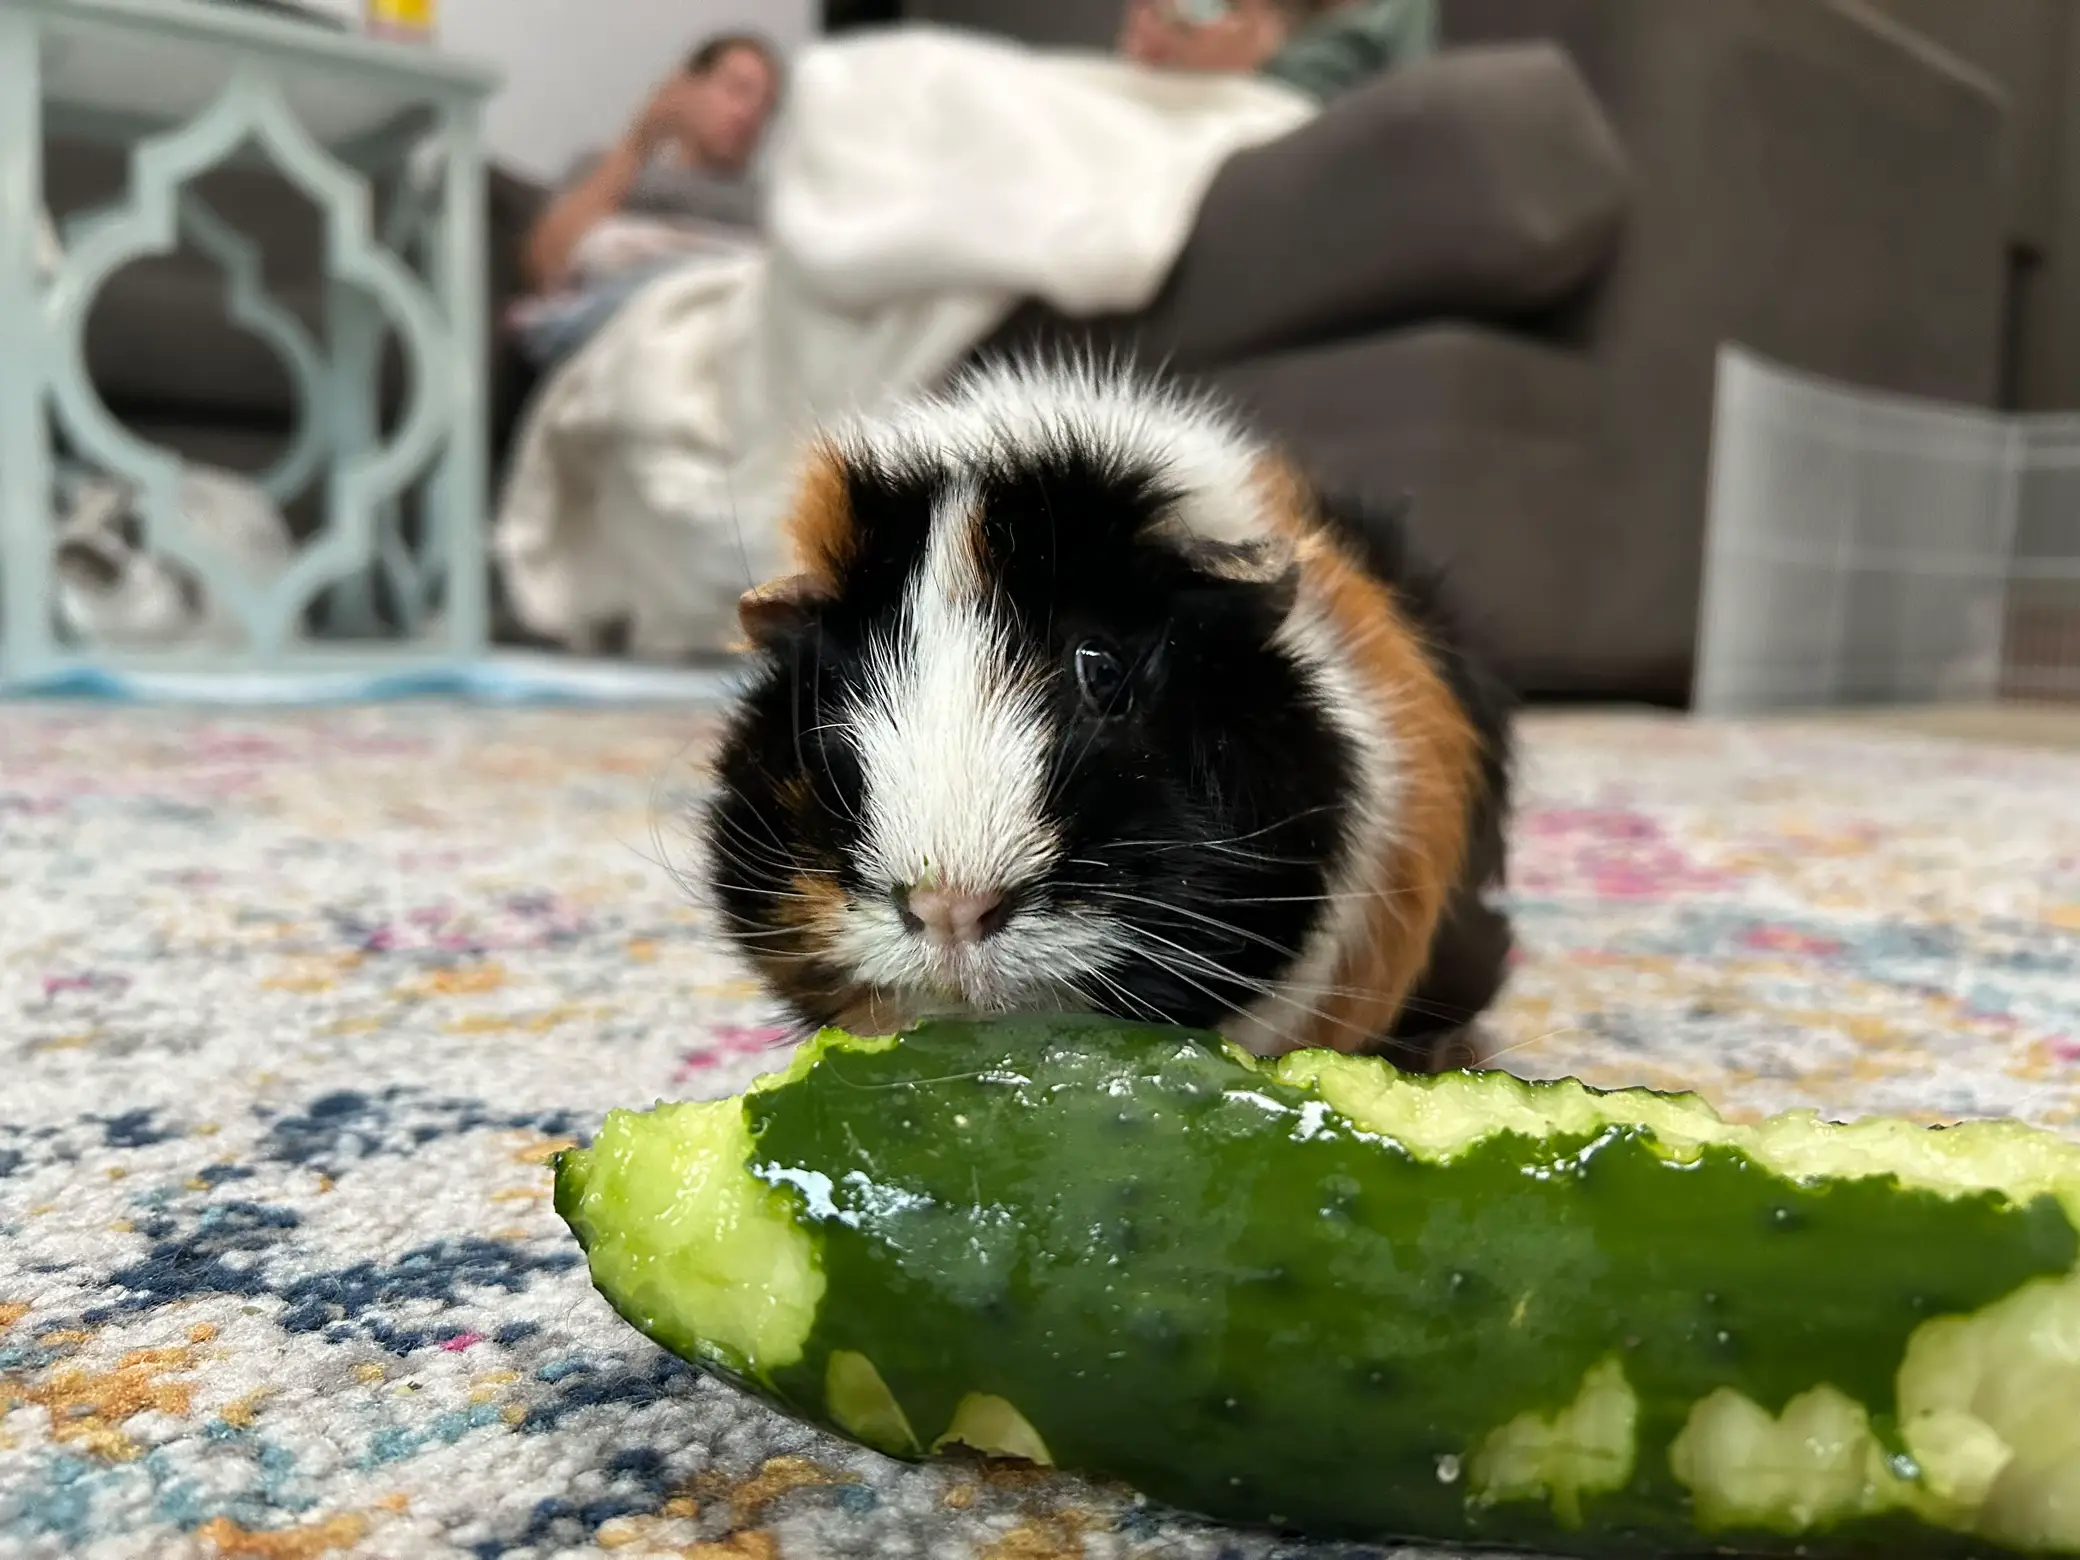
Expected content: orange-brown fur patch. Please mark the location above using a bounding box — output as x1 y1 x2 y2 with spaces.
785 442 858 587
1255 459 1484 1053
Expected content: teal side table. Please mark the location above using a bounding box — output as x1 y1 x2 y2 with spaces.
0 0 500 683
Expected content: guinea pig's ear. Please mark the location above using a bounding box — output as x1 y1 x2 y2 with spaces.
736 573 831 649
1176 535 1300 620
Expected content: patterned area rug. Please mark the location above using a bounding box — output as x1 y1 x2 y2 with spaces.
3 706 2077 1560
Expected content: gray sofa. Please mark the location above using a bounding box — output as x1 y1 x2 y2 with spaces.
64 1 2010 692
910 0 2010 700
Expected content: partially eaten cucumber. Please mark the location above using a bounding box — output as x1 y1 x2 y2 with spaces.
555 1015 2080 1555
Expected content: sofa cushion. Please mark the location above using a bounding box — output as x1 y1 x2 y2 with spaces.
976 42 1629 371
1149 42 1627 365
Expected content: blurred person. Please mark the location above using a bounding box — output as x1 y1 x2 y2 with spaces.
1119 0 1435 100
524 33 783 294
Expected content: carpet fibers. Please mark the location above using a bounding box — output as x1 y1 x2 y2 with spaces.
3 706 2077 1559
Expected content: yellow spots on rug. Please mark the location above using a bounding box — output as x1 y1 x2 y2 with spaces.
514 1136 579 1166
728 1455 860 1526
942 1483 977 1510
14 1342 202 1459
196 1512 369 1558
34 1032 95 1053
681 1534 779 1560
490 1187 547 1204
521 1006 589 1034
263 956 349 994
2047 902 2080 932
189 1324 219 1344
628 937 659 962
0 1303 29 1333
374 1494 410 1514
447 1014 514 1036
981 1511 1092 1560
413 961 508 997
320 1017 385 1038
352 1363 387 1385
218 1388 274 1428
468 1371 518 1407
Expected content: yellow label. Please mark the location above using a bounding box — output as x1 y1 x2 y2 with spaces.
367 0 434 31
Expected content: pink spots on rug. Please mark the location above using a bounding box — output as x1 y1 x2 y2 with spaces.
350 895 591 957
675 1025 793 1082
189 733 298 765
42 971 131 999
440 1332 485 1352
1740 924 1846 959
2051 1038 2080 1065
1515 807 1738 900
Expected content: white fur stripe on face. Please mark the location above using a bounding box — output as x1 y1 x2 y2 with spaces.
849 483 1060 898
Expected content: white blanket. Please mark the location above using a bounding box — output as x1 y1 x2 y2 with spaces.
492 25 1314 659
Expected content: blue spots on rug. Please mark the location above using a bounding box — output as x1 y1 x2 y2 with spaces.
0 1452 124 1544
87 1201 302 1317
281 1238 580 1353
148 1435 319 1529
98 1109 180 1149
86 1198 577 1352
469 1446 680 1559
521 1351 695 1432
256 1087 582 1177
359 1404 507 1470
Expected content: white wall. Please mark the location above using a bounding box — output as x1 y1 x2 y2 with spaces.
315 0 819 180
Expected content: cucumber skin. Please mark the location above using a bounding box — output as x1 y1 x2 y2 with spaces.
558 1016 2077 1557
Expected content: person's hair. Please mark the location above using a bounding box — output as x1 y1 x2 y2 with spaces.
685 31 783 80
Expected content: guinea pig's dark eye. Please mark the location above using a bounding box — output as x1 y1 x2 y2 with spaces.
1072 640 1131 717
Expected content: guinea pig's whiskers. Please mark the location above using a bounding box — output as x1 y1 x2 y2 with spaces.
789 641 864 832
1062 886 1307 964
1468 1025 1584 1072
1115 924 1403 1040
706 804 835 879
1069 806 1343 863
1112 939 1250 1024
1075 966 1176 1026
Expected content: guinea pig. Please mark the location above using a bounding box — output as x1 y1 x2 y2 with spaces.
701 357 1513 1068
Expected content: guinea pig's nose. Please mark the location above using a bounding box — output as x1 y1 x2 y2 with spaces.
893 883 1012 946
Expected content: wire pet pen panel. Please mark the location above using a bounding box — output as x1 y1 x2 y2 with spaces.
1696 347 2080 715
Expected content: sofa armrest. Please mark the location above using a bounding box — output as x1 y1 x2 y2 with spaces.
1438 0 2010 692
1121 42 1628 368
1445 0 2009 404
